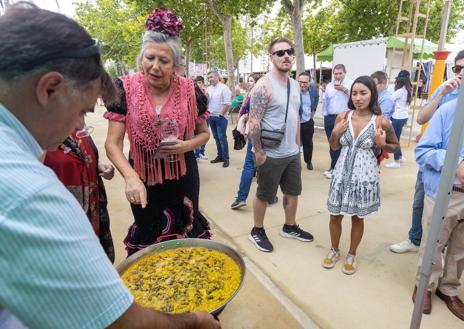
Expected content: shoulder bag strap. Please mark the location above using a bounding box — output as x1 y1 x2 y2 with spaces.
284 78 290 123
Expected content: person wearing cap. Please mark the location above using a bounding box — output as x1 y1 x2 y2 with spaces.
0 4 219 329
385 70 412 169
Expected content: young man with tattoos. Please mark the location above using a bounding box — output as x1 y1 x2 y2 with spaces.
247 37 314 252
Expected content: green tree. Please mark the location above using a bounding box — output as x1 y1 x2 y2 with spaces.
206 0 272 87
75 0 144 73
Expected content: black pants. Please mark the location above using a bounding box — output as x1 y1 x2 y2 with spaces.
301 119 314 165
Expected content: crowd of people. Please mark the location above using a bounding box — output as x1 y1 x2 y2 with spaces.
1 2 463 328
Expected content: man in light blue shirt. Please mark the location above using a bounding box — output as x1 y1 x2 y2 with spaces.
322 64 353 178
412 98 464 320
207 71 232 168
0 5 219 329
390 50 463 255
371 71 394 120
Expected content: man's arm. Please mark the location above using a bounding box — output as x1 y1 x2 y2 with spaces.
415 106 447 172
417 77 461 125
249 78 271 166
108 303 219 329
322 87 329 116
220 86 232 116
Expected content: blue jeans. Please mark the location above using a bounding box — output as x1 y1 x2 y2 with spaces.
194 144 206 158
391 117 408 160
324 114 341 170
408 170 424 246
208 116 229 160
236 140 255 202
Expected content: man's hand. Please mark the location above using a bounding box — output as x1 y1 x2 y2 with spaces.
192 311 221 329
456 161 464 185
440 76 461 96
254 151 267 167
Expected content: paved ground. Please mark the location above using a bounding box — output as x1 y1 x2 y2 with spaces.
88 106 463 329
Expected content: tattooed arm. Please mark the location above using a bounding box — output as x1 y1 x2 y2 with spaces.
249 77 272 166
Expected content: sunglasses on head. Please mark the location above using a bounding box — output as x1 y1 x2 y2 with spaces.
272 48 295 57
452 65 463 74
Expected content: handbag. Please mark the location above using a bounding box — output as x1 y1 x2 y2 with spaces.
260 79 290 148
232 127 246 150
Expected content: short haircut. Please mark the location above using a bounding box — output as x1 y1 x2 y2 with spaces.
333 64 346 73
298 71 311 80
455 49 464 64
370 71 388 84
0 4 116 102
268 37 293 54
194 76 204 83
207 70 219 77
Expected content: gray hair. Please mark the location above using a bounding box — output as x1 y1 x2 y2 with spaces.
136 31 181 70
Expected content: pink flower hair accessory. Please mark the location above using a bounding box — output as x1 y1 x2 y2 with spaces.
145 8 183 38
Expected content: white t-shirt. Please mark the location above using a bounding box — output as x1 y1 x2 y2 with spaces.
391 86 409 120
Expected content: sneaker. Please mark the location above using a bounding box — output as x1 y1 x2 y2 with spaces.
231 199 246 210
323 170 332 179
199 154 208 160
249 227 273 252
279 224 314 242
385 161 400 169
389 239 419 253
269 196 279 205
322 247 340 269
342 254 357 275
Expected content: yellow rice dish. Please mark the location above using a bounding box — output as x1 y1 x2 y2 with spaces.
121 247 241 313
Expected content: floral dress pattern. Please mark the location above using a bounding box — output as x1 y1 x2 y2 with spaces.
327 111 380 218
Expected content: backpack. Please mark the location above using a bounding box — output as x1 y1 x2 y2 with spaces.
343 111 389 166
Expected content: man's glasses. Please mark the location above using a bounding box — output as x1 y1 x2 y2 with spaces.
272 48 295 57
452 65 463 74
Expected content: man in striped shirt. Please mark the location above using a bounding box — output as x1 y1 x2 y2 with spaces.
0 4 219 329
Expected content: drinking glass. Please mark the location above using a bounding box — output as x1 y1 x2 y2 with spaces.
160 121 179 162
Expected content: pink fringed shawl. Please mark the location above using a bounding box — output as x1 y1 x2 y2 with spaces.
121 72 197 186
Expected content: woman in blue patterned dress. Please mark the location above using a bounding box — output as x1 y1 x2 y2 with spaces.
322 76 399 274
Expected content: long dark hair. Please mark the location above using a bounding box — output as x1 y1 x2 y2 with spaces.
347 76 381 115
394 77 412 104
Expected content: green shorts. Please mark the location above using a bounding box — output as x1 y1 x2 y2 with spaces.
256 154 302 203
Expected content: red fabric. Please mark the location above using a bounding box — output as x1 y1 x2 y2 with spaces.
103 111 126 122
44 134 100 235
121 72 198 186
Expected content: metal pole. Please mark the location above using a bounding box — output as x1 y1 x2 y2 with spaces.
410 82 464 328
438 0 453 51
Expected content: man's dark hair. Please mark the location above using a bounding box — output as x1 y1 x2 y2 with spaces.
298 71 311 79
194 76 205 84
455 49 464 64
268 37 293 54
347 76 381 115
370 71 388 84
0 5 116 101
333 64 346 73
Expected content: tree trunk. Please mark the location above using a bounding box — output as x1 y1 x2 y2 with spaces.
312 53 317 82
291 5 305 76
185 40 192 77
223 16 235 89
282 0 306 76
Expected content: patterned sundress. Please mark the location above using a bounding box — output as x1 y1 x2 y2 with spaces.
327 111 380 218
